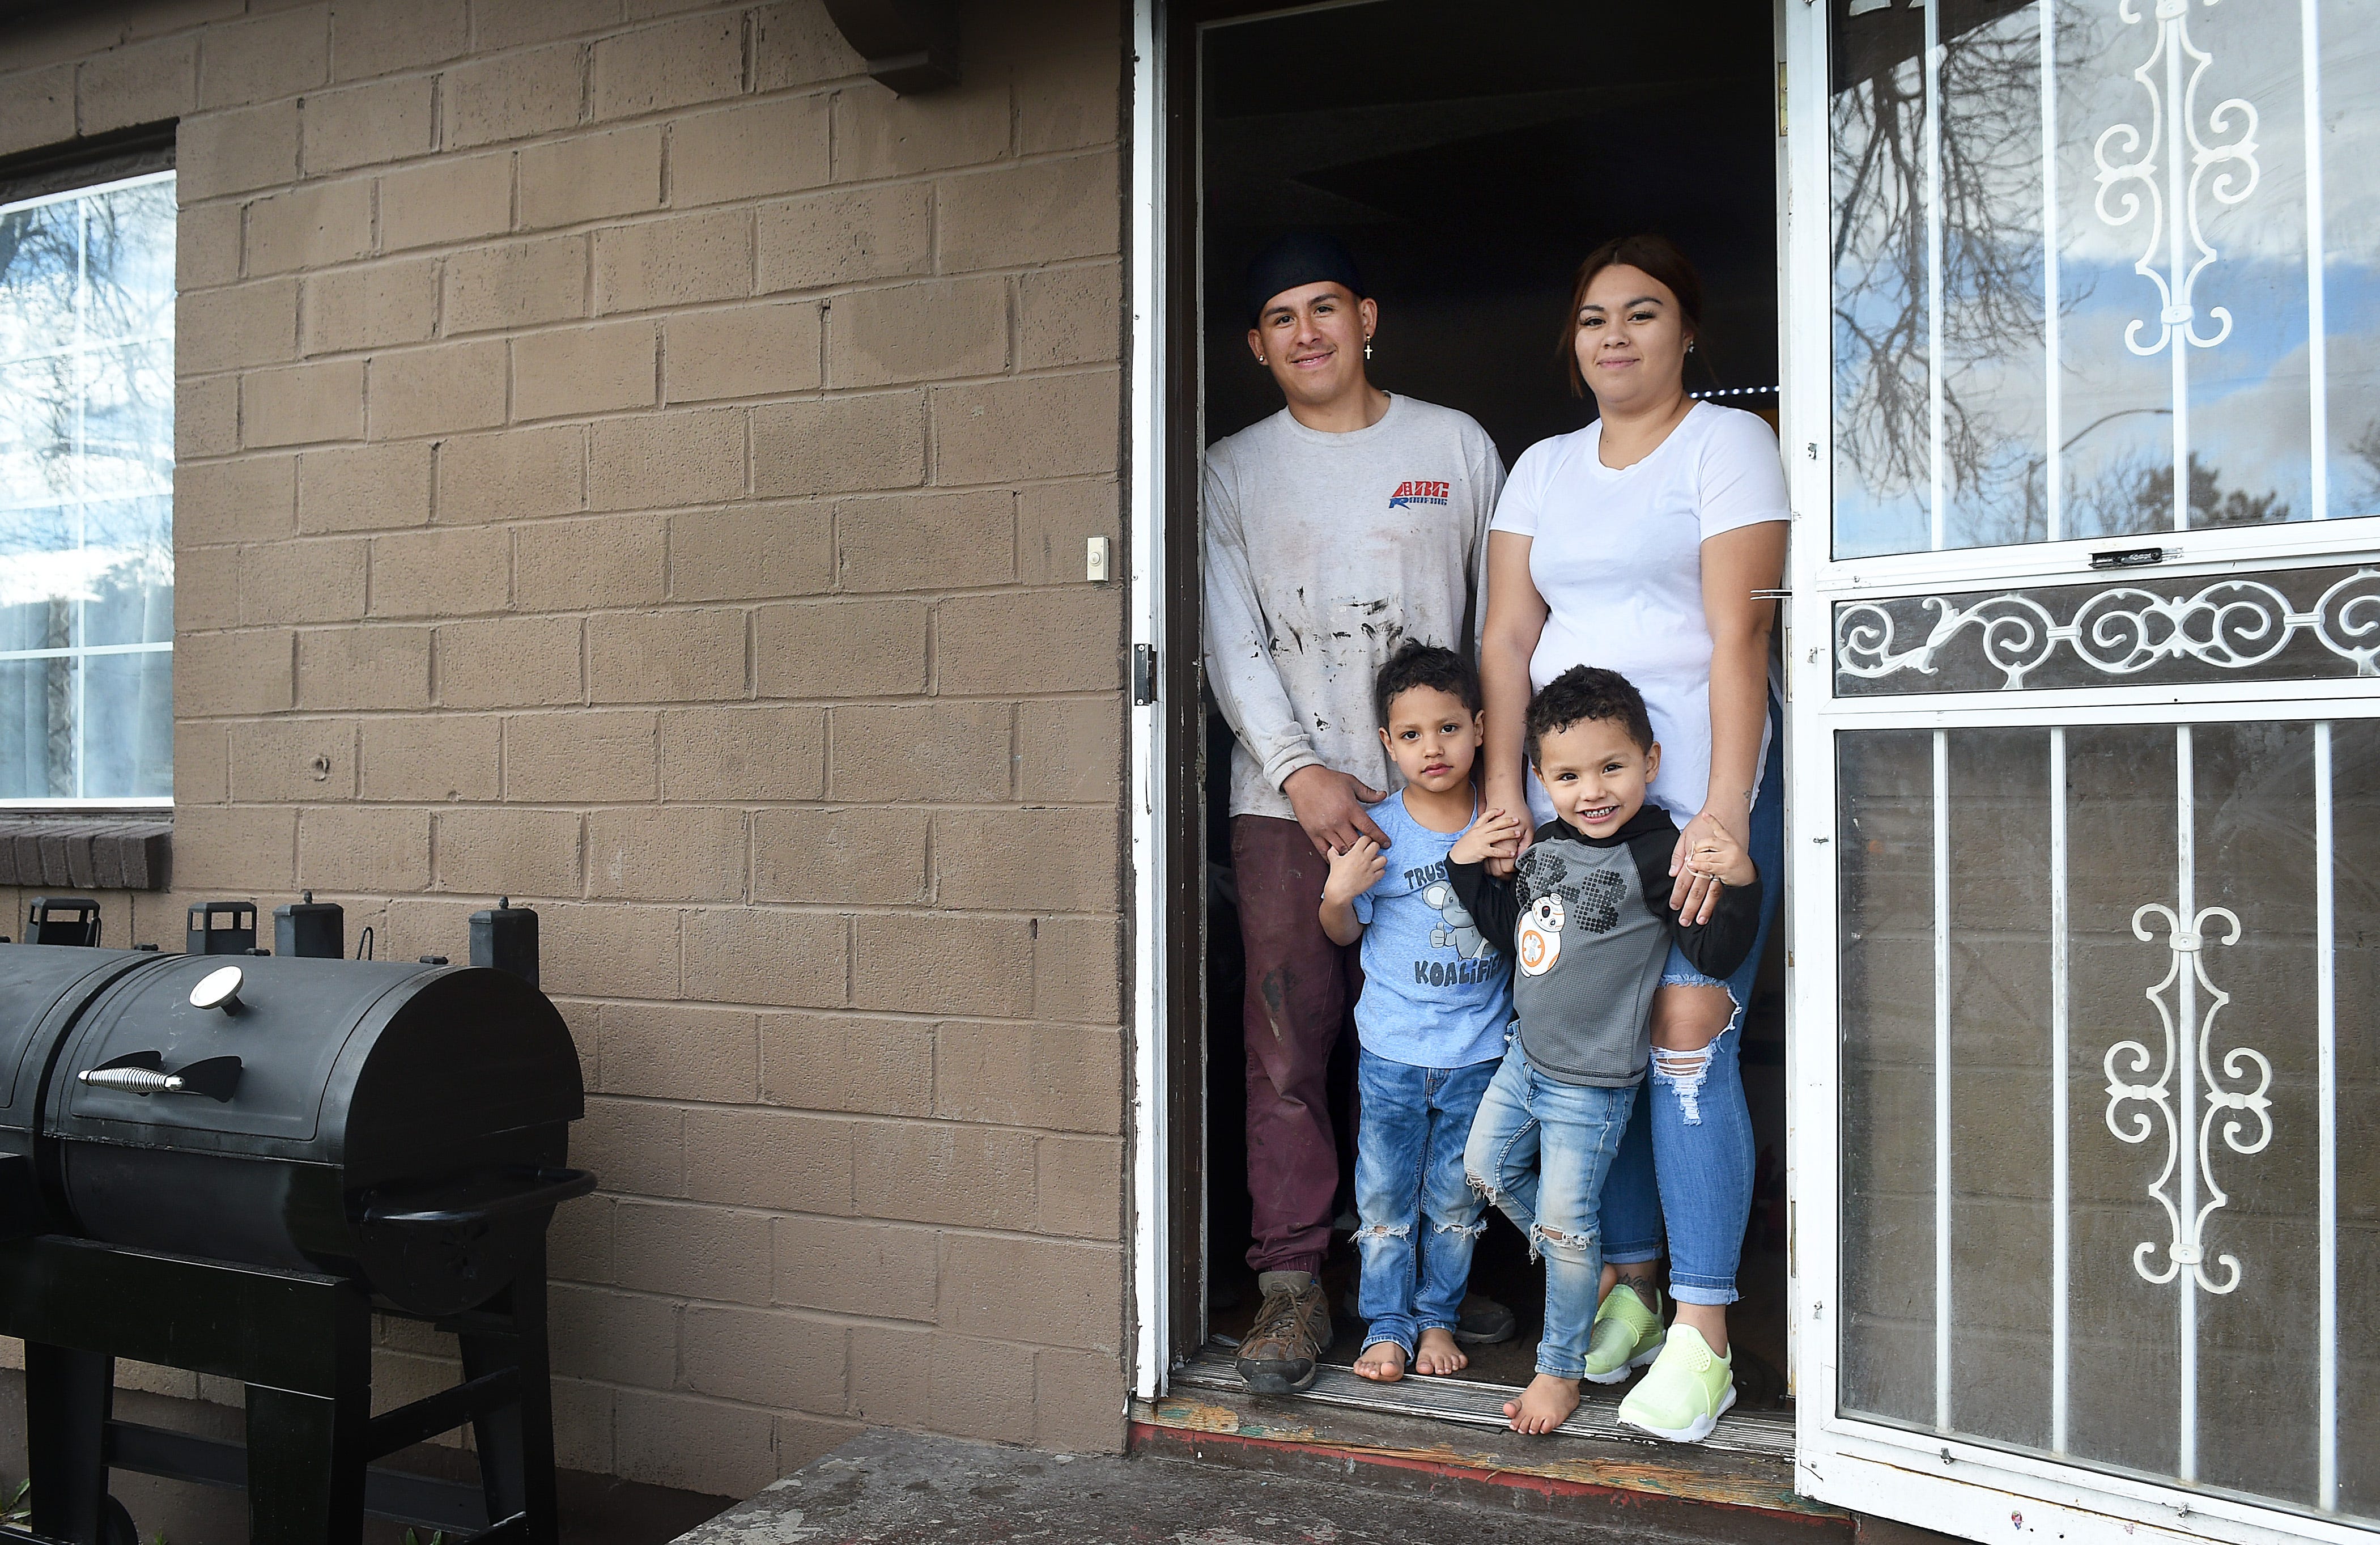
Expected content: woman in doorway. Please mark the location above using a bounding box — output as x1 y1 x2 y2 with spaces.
1476 234 1788 1442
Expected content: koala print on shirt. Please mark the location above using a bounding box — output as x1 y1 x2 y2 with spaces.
1421 881 1493 961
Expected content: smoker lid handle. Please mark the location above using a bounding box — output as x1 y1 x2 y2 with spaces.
77 1055 241 1101
364 1167 598 1227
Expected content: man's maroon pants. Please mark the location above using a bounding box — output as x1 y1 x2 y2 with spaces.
1231 814 1363 1277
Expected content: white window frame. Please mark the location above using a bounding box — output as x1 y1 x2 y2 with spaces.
0 166 177 810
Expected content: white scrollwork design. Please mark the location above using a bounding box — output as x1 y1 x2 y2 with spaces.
1835 568 2380 689
2311 569 2380 676
1834 595 2060 687
2103 904 2268 1294
2068 580 2293 673
2094 0 2262 359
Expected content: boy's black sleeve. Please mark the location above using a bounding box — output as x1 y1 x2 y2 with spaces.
1446 855 1520 959
1627 834 1764 982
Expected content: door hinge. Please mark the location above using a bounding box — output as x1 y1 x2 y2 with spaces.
1777 61 1788 137
1132 643 1158 705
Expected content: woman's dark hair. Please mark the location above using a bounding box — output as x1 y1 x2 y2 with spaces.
1526 665 1654 762
1372 640 1481 726
1561 233 1705 397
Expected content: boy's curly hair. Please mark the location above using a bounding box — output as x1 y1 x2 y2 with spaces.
1371 640 1481 726
1526 665 1653 762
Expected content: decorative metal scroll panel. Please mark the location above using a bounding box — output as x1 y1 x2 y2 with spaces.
1833 564 2380 694
2103 902 2272 1295
2093 0 2261 366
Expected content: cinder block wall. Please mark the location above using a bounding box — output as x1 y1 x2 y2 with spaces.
0 0 1130 1495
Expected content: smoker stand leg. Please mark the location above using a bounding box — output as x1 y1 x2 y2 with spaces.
459 1251 560 1545
24 1343 113 1545
245 1385 368 1545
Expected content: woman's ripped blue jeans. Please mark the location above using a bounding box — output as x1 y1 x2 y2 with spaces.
1461 1042 1637 1379
1595 715 1786 1306
1351 1049 1499 1359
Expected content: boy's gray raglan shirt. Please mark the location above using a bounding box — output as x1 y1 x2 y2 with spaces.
1202 394 1504 820
1448 808 1762 1086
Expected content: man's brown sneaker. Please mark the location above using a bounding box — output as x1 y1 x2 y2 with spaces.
1235 1270 1332 1393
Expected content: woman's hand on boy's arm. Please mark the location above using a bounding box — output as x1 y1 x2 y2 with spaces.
1680 820 1757 891
1318 837 1384 946
1451 808 1525 868
1478 776 1532 877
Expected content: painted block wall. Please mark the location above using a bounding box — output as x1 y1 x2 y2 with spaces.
0 0 1132 1496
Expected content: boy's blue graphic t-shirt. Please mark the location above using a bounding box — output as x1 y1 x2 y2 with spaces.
1350 791 1514 1069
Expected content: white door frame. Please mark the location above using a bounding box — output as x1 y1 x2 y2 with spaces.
1779 0 2373 1539
1127 0 1172 1403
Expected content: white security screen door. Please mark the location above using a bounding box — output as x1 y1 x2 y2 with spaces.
1783 0 2379 1541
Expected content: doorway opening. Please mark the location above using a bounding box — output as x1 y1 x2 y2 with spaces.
1175 0 1792 1437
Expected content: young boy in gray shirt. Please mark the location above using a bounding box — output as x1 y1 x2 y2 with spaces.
1446 665 1761 1437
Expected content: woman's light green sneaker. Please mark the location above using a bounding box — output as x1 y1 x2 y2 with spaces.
1616 1325 1737 1441
1582 1283 1665 1385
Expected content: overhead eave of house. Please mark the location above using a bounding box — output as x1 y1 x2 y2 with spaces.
821 0 960 94
0 1 964 91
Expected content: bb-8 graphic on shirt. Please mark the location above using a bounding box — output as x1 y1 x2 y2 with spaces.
1516 894 1565 977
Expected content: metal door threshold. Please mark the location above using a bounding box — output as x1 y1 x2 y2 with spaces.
1172 1338 1795 1461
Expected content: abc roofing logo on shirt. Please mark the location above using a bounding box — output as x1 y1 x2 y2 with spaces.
1388 480 1450 509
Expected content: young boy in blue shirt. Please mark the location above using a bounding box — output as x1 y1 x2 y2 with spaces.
1318 642 1514 1383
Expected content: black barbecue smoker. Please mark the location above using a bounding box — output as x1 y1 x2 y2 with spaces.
0 897 592 1545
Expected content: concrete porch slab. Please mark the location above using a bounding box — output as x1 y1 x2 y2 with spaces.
673 1427 1792 1545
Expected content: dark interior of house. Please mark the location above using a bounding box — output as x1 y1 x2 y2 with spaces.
1197 0 1794 1405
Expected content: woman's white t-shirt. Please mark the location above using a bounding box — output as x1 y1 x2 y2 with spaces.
1490 402 1790 827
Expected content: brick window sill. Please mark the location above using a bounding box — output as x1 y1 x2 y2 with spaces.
0 813 172 892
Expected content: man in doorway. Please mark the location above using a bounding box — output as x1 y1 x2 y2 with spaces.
1205 233 1507 1392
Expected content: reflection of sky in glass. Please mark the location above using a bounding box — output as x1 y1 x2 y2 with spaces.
0 171 175 800
1830 0 2380 558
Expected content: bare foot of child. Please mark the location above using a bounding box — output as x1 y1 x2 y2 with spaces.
1413 1327 1468 1377
1353 1340 1408 1382
1504 1372 1581 1435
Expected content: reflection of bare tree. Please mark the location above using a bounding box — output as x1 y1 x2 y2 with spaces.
0 186 176 553
1831 5 2092 542
2068 449 2288 534
0 180 177 799
2351 420 2380 509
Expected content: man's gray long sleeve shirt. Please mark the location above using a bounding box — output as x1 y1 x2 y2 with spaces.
1201 394 1504 821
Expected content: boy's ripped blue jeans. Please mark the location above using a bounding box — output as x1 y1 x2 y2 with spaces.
1352 1049 1499 1359
1463 1042 1638 1379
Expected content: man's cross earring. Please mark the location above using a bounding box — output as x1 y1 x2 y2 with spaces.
1364 339 1374 360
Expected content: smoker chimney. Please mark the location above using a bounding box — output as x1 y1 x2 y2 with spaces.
470 898 539 986
27 897 101 947
274 891 345 960
186 901 258 956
